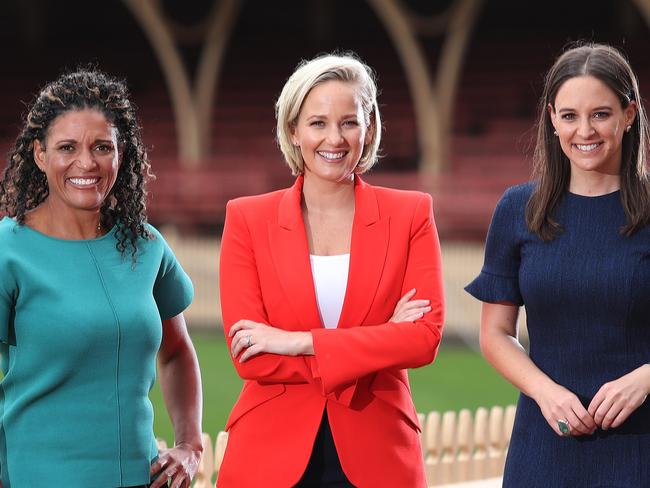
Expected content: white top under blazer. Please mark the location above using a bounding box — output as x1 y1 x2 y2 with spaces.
309 254 350 329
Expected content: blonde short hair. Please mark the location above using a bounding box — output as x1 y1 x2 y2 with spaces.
275 53 382 175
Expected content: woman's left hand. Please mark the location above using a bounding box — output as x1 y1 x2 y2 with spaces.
150 443 201 488
230 319 313 362
390 288 431 323
588 364 650 430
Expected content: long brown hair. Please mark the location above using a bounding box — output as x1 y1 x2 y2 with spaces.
526 43 650 240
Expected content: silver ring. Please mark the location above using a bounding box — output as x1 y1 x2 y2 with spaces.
557 419 570 436
246 336 252 348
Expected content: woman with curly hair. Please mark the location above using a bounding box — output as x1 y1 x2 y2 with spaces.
0 69 202 488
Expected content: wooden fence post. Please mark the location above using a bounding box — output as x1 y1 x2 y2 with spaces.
425 410 442 485
193 432 215 488
488 406 504 477
214 431 229 477
440 410 457 483
455 408 473 481
471 406 489 481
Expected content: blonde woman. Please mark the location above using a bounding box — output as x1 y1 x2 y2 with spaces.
218 53 445 487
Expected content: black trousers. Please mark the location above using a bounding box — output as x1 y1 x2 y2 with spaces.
294 411 355 487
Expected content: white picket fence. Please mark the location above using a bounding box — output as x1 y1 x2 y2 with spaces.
421 404 516 485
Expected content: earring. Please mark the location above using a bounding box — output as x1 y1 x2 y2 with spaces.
553 130 558 136
625 125 632 133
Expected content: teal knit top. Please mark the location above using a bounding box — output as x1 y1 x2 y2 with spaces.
0 217 194 487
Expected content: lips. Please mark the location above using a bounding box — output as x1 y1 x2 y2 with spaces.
67 176 100 187
317 150 348 161
573 142 602 152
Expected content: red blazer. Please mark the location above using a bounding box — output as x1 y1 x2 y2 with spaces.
218 175 444 488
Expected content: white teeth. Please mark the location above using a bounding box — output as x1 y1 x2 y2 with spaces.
318 151 345 160
69 177 99 185
575 143 599 151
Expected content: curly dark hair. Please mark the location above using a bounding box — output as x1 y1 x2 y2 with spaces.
0 68 154 261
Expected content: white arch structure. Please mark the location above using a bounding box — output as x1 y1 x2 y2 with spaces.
122 0 650 175
367 0 484 175
122 0 241 165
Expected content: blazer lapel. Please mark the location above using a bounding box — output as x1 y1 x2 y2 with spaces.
337 176 389 329
268 176 389 332
331 177 389 407
268 176 323 330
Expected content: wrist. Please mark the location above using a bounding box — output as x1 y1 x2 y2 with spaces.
175 439 203 454
639 363 650 395
528 376 557 404
294 331 314 356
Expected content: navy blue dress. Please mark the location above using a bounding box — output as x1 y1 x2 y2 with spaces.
466 184 650 487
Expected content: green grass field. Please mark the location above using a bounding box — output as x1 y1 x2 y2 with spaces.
149 333 519 444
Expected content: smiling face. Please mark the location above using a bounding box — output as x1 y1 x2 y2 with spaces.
549 75 636 178
33 109 121 213
291 80 372 184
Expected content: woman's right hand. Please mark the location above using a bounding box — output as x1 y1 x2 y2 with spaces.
532 381 597 437
390 288 431 323
229 320 314 361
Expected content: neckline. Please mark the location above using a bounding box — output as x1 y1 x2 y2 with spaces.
310 253 350 259
566 189 621 200
2 216 118 243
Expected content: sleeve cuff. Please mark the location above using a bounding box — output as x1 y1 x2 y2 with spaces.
465 270 523 306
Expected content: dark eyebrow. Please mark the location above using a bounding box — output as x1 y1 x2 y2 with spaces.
54 139 77 144
558 105 613 114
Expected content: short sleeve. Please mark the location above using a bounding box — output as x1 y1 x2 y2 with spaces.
465 188 524 305
152 231 194 320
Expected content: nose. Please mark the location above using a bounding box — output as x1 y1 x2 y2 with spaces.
577 117 595 139
74 147 98 170
325 125 344 145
